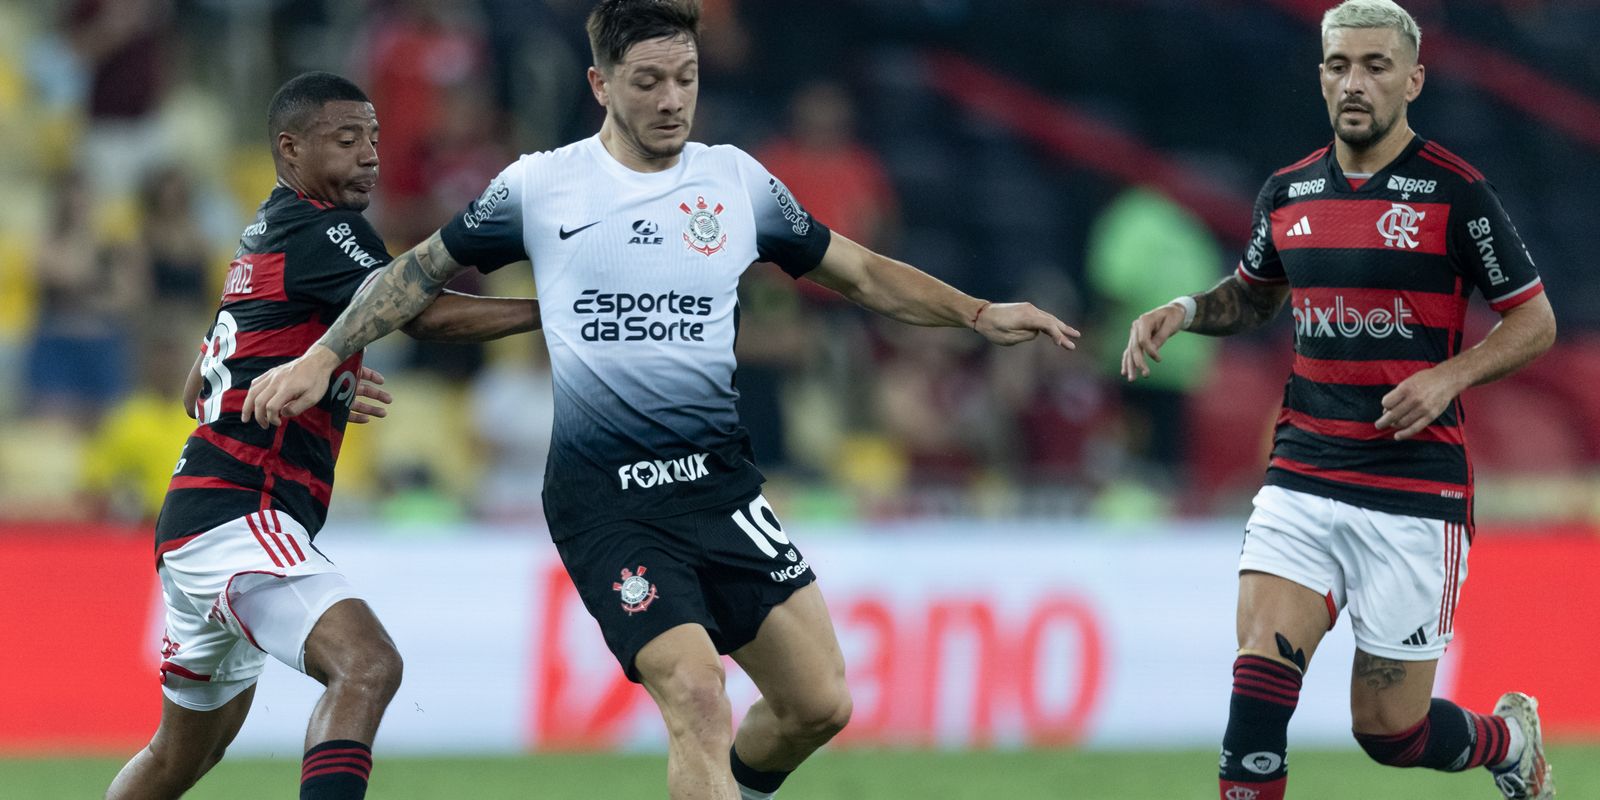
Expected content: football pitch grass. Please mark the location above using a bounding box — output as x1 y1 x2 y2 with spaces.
10 747 1599 799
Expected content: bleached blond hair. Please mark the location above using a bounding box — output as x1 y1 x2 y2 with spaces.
1322 0 1421 58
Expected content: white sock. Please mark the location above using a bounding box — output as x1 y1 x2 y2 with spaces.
737 785 776 800
1492 720 1526 771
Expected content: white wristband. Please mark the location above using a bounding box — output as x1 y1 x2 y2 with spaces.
1168 295 1197 330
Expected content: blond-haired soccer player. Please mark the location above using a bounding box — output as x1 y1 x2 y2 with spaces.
1122 1 1555 798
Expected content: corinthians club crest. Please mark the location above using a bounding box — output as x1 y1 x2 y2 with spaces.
680 195 728 256
613 565 659 615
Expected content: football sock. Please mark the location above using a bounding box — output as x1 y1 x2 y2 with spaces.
731 745 790 800
1354 698 1511 771
1495 720 1527 771
300 739 372 799
1218 655 1302 800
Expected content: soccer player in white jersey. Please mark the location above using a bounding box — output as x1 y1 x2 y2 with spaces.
243 2 1078 797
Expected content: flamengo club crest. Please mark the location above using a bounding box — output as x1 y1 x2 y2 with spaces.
614 566 659 615
680 195 727 256
1376 202 1425 249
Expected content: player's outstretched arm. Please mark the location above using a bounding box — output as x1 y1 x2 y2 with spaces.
242 230 468 427
401 291 541 342
1121 274 1289 381
805 231 1079 348
1377 292 1555 440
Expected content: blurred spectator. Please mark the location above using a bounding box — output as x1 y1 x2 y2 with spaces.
80 329 195 522
65 0 173 194
467 339 555 523
137 164 214 326
758 80 899 255
868 323 998 487
358 0 488 231
1085 187 1222 480
25 170 149 421
734 268 816 472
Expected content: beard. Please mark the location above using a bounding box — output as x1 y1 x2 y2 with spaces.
1333 105 1398 150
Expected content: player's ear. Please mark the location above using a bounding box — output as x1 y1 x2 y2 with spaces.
276 131 298 164
587 65 610 108
1406 63 1425 102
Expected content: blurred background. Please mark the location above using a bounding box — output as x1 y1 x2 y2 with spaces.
2 0 1598 797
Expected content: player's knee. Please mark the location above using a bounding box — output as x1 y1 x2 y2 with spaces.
328 639 404 703
781 686 853 743
654 660 730 732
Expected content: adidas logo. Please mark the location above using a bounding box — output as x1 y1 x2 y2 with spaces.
1285 216 1312 237
1401 626 1429 647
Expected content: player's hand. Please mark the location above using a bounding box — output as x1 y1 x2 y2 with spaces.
1121 303 1187 382
347 366 392 425
973 302 1080 349
1376 366 1466 441
241 345 341 428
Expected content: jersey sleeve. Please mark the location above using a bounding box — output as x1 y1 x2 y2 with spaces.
1451 180 1543 312
439 159 529 274
1235 180 1286 286
285 210 393 307
735 150 832 279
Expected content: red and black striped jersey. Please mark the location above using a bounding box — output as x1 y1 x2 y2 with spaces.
154 186 391 561
1236 137 1543 524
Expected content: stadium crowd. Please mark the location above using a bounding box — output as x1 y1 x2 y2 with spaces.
1 0 1597 528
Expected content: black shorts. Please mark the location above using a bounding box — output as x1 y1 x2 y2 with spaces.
553 491 816 682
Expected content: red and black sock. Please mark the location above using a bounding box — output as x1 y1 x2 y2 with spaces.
1355 698 1510 771
300 739 372 800
1218 655 1302 800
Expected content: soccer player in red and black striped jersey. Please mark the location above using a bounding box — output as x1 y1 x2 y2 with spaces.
1122 2 1556 799
108 73 540 800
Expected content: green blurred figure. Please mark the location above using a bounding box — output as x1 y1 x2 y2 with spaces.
1087 187 1221 479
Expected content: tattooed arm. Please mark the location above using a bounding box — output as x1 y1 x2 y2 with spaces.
240 231 470 427
1120 275 1290 381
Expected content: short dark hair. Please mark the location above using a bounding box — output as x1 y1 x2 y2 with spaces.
586 0 701 71
266 71 370 142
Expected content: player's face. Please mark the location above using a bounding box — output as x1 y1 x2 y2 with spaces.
1319 27 1423 150
599 36 699 160
287 100 381 210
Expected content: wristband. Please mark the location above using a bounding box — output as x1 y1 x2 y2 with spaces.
970 301 992 329
1168 295 1197 330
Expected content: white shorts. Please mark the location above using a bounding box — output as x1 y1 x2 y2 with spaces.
1241 485 1469 661
157 510 360 711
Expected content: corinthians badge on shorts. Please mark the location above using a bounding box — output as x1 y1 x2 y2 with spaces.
614 566 659 615
680 196 728 256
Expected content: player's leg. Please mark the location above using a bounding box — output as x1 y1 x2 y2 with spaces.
635 623 741 800
726 583 851 800
554 519 740 800
1341 512 1552 797
1220 486 1345 800
228 574 401 800
106 687 255 799
109 538 271 799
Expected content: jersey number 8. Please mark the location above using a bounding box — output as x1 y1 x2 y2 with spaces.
197 311 239 424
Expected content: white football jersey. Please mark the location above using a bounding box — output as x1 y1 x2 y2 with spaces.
441 136 831 536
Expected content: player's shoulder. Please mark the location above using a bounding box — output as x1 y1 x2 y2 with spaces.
1269 145 1332 181
1411 138 1488 189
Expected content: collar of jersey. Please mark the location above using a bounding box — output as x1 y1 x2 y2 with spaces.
1327 134 1427 194
584 134 695 184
